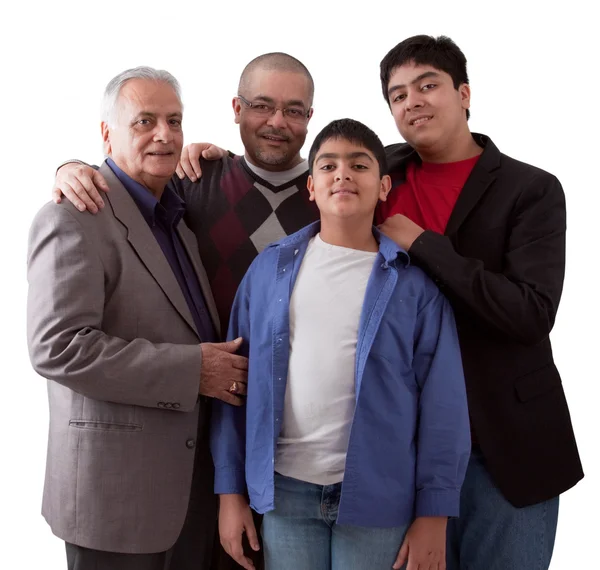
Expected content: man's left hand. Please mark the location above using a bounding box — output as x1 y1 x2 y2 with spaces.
378 214 425 251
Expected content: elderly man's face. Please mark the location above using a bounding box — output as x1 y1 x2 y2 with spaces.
102 79 183 192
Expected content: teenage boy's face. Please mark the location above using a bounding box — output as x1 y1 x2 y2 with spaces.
307 138 391 221
386 63 470 152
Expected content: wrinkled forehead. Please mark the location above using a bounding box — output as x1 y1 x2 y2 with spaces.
243 68 312 107
116 78 182 114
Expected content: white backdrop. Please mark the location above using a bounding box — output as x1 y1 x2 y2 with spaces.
1 1 597 568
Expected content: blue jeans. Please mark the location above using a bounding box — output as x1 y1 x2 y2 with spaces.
262 472 409 570
447 451 559 570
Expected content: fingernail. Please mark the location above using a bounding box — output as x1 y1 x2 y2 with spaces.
78 205 85 211
99 201 105 208
190 176 196 182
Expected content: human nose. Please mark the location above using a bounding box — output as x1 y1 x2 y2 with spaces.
405 89 424 111
153 119 173 143
334 165 352 181
266 108 287 128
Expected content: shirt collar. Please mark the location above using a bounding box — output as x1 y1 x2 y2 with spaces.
243 156 308 186
106 158 185 227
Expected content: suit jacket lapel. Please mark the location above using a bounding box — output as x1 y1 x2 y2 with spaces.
445 135 501 236
176 222 221 339
100 163 200 338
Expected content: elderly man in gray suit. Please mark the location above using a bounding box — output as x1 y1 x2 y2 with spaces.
27 67 248 570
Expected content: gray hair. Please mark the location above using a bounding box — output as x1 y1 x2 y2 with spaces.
101 66 183 126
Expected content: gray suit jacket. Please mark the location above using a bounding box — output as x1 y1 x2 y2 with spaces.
27 163 221 554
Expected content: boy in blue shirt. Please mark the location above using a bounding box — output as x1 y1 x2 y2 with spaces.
211 118 470 570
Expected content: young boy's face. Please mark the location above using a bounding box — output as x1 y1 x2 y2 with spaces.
308 138 391 222
386 62 470 152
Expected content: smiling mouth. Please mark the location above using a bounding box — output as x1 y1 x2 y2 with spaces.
148 151 174 156
410 116 432 126
332 189 358 196
262 135 287 142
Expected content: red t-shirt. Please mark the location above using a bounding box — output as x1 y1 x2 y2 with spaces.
377 155 481 232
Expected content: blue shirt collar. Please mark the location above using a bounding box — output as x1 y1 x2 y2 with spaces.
273 220 410 266
106 158 184 227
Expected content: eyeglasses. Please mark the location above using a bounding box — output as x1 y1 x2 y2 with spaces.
237 95 310 123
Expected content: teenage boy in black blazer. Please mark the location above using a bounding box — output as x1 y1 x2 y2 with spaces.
377 34 583 570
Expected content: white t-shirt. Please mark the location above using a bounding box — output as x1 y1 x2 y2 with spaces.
275 234 377 485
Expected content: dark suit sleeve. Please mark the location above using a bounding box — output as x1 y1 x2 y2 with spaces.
408 173 566 344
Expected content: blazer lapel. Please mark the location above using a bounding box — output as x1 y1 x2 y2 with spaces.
100 163 199 338
176 222 221 339
445 134 501 235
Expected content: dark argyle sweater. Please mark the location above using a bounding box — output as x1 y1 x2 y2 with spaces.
168 155 318 335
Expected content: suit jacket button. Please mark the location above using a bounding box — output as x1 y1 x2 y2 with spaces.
186 439 195 449
158 402 165 408
173 403 181 409
165 402 173 408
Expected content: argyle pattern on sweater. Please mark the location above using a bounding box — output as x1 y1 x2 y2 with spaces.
169 155 318 334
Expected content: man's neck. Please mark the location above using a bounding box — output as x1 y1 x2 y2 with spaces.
110 158 168 200
319 217 378 252
244 152 304 173
140 180 166 200
417 127 482 164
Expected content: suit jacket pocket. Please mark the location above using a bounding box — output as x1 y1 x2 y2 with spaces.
69 420 143 431
514 363 562 402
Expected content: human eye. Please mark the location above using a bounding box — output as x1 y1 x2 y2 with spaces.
319 163 335 171
421 83 436 91
285 108 305 118
137 118 151 125
353 163 368 170
169 118 182 127
392 93 406 103
253 104 272 113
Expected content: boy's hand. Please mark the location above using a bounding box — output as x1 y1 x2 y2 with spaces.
219 494 260 570
394 516 447 570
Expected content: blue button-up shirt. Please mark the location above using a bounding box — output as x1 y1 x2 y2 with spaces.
211 221 471 527
107 159 215 342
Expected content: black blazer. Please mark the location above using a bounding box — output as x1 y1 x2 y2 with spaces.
386 134 583 507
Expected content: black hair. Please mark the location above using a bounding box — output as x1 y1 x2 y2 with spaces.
308 118 387 176
380 35 470 119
